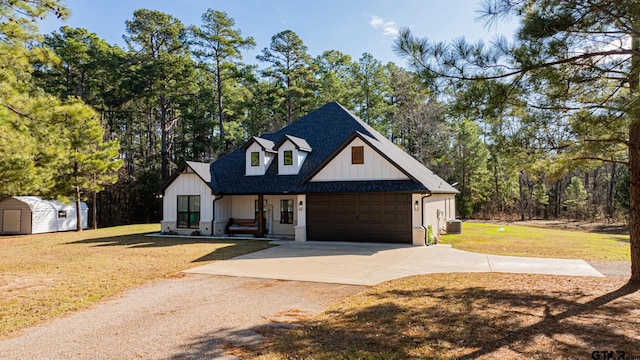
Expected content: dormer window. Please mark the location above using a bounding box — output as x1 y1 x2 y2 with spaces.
251 152 260 167
283 150 293 166
243 136 276 176
275 134 312 175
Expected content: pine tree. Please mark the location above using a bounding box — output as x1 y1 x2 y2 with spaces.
451 118 491 218
124 9 195 180
190 9 255 152
565 176 587 219
257 30 316 124
49 98 121 231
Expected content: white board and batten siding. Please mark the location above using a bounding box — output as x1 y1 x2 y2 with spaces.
211 195 256 236
245 142 275 176
277 140 308 175
162 173 214 229
311 138 409 182
413 193 456 237
212 195 298 237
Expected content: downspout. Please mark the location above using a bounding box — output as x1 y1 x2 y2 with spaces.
212 194 223 237
421 192 432 246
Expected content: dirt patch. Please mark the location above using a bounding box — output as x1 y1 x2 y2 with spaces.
164 272 186 279
268 308 315 324
0 273 61 300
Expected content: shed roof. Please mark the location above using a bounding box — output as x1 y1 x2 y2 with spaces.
11 196 88 211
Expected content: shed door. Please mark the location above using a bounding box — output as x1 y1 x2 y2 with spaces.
306 193 411 243
3 209 22 233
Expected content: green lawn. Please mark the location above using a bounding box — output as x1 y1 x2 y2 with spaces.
0 225 274 338
439 222 630 261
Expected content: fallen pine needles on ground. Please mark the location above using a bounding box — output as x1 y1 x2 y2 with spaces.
241 273 640 360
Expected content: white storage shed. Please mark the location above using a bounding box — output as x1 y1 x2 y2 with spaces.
0 196 88 235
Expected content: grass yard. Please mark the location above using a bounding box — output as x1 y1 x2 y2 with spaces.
240 273 640 359
440 222 630 261
0 225 274 338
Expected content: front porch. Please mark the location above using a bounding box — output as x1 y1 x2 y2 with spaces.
212 194 306 240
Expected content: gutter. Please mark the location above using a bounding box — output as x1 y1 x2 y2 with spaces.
212 194 224 236
421 193 432 246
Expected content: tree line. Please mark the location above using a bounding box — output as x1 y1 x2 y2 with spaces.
0 1 631 229
394 0 639 280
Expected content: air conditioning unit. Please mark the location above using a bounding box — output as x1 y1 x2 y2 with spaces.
446 219 462 234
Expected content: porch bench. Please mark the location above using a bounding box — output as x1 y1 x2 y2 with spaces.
225 218 259 236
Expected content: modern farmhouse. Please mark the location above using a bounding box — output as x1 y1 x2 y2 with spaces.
159 102 458 245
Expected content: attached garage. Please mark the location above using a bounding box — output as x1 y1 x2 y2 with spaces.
306 193 411 243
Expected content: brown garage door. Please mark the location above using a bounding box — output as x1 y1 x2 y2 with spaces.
306 193 411 243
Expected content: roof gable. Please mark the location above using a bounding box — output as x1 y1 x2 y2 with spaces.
158 161 214 195
242 136 276 153
303 132 413 183
275 134 312 152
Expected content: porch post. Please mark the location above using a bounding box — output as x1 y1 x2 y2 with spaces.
257 194 265 237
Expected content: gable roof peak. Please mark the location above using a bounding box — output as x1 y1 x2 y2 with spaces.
242 136 276 153
158 161 214 195
276 134 312 152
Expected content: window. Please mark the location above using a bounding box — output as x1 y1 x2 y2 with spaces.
283 150 293 166
351 146 364 164
251 152 260 167
177 195 200 229
280 199 294 224
57 210 67 218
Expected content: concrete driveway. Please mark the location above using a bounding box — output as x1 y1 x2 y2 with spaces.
184 241 604 285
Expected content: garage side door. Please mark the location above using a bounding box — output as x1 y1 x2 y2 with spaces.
2 209 22 233
306 193 411 243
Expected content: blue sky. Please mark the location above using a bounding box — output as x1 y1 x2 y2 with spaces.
40 0 517 67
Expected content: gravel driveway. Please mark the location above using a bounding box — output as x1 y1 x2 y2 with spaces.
0 274 362 360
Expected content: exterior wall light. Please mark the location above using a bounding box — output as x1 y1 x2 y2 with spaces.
299 200 304 211
414 200 419 211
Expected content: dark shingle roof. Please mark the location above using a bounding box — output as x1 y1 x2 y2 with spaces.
209 102 458 195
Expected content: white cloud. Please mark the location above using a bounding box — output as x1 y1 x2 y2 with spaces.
369 15 399 36
370 16 385 28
